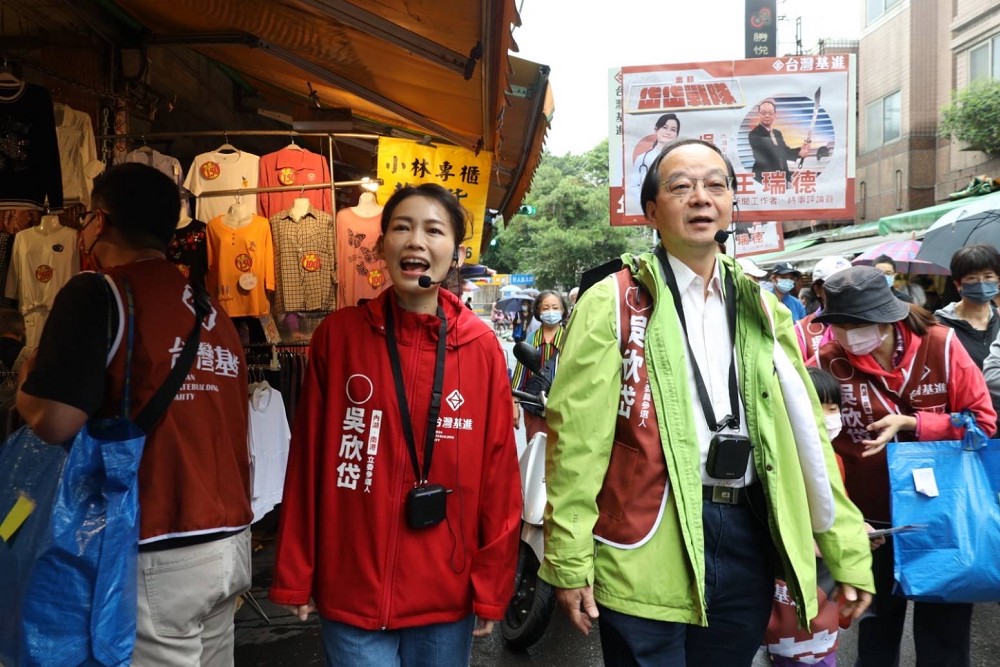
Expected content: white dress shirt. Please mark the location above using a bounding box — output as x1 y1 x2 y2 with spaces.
666 252 756 487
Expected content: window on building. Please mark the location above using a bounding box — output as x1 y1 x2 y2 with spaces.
867 0 901 25
969 35 1000 82
865 91 902 152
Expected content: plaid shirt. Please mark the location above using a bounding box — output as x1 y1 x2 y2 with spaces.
269 207 335 312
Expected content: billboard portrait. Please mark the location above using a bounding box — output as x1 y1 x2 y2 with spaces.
609 55 856 226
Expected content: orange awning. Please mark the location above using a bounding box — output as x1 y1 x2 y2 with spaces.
110 0 551 226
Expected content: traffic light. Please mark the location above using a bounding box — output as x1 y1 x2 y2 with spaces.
518 204 536 215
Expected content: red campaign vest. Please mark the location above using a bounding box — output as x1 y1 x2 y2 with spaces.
593 268 670 547
795 311 827 360
816 325 953 522
102 261 252 542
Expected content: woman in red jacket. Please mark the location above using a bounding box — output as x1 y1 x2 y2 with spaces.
811 265 996 667
270 184 521 666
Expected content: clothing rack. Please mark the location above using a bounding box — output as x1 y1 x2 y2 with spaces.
94 130 379 141
195 180 378 198
93 129 384 240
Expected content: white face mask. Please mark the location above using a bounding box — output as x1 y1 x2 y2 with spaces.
824 413 843 441
834 324 887 356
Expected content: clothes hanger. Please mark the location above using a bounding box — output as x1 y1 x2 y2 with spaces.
285 134 302 151
0 56 22 86
215 132 240 156
0 57 25 101
135 135 154 153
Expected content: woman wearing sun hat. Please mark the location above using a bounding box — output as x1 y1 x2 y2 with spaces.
810 264 995 666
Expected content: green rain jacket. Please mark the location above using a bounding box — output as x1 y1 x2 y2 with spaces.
538 251 874 627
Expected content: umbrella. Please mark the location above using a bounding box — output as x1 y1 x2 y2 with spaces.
499 284 521 296
519 288 540 297
927 194 1000 233
852 238 949 275
915 210 1000 272
495 293 534 315
462 281 479 293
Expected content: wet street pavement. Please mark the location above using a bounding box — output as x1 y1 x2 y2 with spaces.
234 331 1000 665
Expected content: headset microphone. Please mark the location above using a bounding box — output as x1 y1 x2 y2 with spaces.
714 229 732 244
417 274 447 288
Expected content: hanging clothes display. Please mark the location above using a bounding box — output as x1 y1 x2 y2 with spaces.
335 204 389 309
269 204 335 313
0 232 16 310
124 146 190 218
4 220 79 347
257 146 332 219
248 381 290 523
166 217 208 287
183 148 259 224
0 83 63 211
123 146 184 190
205 212 274 317
53 103 101 207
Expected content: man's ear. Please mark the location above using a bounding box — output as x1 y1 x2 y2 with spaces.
643 200 656 223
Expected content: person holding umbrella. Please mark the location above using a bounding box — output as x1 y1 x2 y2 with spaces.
934 244 1000 369
810 265 996 666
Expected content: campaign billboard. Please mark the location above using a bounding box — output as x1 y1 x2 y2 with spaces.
609 55 856 226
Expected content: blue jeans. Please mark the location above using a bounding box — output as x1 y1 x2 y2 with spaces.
598 491 776 666
320 616 474 667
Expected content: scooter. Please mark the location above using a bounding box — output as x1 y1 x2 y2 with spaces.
500 342 556 649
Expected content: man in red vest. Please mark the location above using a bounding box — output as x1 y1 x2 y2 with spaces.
17 163 252 666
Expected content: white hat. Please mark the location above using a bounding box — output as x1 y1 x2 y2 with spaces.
736 257 767 278
812 256 852 283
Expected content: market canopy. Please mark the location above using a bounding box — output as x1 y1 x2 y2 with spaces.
877 190 1000 235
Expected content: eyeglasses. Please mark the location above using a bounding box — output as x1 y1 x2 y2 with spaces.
661 177 733 199
79 210 104 229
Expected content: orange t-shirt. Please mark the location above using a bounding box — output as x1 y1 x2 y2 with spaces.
206 214 275 317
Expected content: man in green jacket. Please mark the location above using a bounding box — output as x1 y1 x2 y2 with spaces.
539 139 874 665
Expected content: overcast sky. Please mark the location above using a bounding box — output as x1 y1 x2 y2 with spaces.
513 0 863 156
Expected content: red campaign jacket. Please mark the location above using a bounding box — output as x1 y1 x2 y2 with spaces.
812 323 996 522
270 288 521 629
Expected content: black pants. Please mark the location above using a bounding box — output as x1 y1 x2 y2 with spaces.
856 535 973 667
598 490 775 667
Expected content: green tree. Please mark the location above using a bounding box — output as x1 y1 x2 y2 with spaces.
940 80 1000 155
483 139 649 289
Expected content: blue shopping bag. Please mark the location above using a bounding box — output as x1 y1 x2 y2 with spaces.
0 427 70 667
0 419 145 667
20 418 146 667
887 412 1000 603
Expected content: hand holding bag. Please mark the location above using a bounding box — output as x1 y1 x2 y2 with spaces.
887 411 1000 603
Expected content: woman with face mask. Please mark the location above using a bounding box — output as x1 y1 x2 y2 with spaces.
933 244 1000 369
510 290 568 439
810 265 996 667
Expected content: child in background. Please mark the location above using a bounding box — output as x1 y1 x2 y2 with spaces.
764 367 883 666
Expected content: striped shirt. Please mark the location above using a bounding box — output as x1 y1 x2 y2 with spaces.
510 325 566 392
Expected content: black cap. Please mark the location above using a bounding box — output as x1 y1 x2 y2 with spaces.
770 262 801 277
813 265 911 325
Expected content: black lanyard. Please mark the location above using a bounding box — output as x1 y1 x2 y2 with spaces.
384 299 448 485
654 246 740 432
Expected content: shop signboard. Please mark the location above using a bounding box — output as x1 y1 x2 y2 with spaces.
609 55 856 226
727 220 784 257
377 138 493 263
510 273 534 285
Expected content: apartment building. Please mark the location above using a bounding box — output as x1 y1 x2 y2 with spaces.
856 0 1000 224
